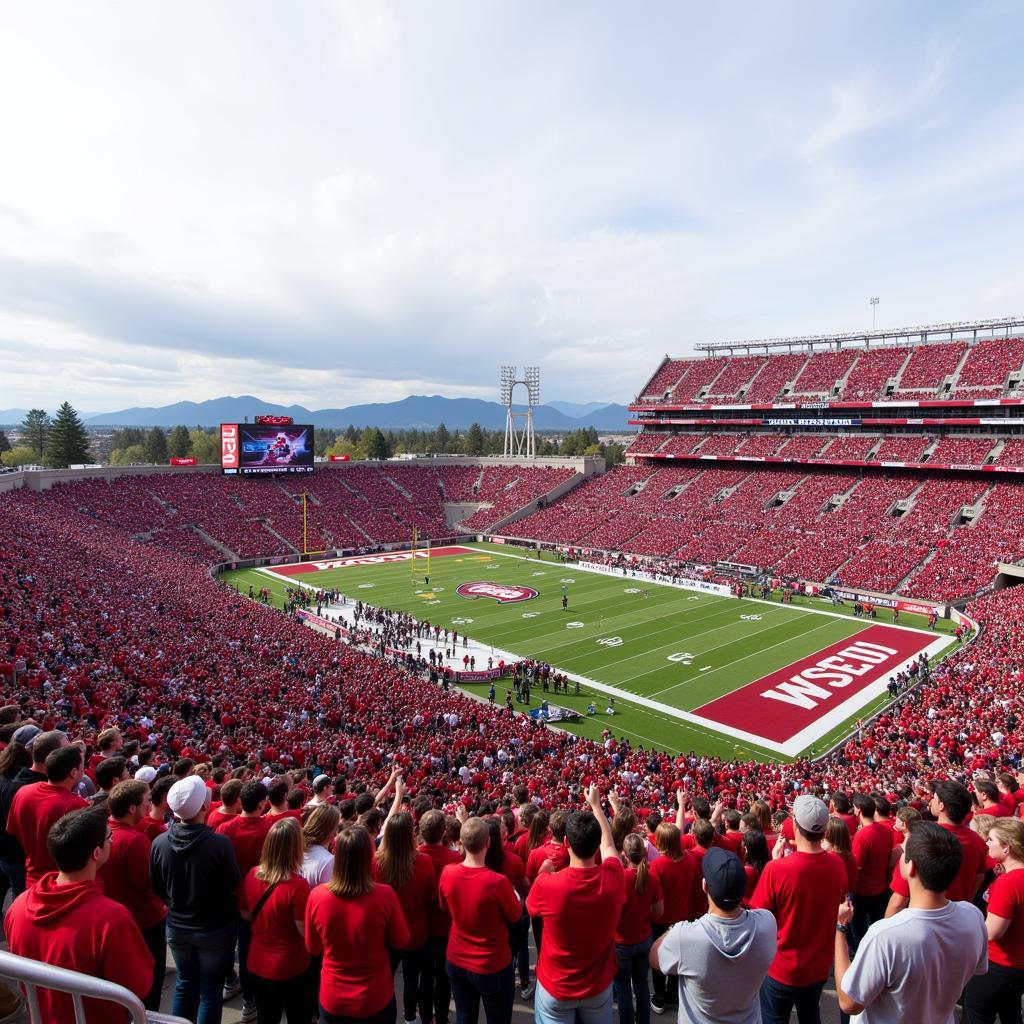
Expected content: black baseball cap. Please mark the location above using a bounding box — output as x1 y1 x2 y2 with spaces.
702 847 746 911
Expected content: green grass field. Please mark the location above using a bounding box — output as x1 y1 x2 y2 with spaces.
222 542 957 762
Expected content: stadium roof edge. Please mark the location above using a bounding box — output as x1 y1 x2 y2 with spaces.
692 315 1024 355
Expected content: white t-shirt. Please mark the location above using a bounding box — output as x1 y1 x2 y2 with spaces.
300 844 334 889
843 901 987 1024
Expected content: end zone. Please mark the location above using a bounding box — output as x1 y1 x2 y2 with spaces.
262 546 477 578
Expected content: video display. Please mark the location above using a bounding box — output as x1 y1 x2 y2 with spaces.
220 423 314 475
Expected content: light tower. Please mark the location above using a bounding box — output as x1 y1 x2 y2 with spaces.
500 365 540 459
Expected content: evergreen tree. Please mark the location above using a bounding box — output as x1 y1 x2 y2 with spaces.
434 423 449 454
143 427 168 463
43 402 90 468
20 409 50 458
366 428 390 461
344 424 359 445
167 425 192 458
465 422 485 455
0 430 10 453
111 427 145 450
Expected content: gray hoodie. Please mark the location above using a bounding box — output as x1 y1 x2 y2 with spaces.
656 908 778 1024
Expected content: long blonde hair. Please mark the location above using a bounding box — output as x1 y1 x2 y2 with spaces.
376 811 417 890
655 822 683 860
255 817 303 886
622 833 649 894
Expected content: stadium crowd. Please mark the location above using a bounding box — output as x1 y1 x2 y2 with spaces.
4 487 1024 1023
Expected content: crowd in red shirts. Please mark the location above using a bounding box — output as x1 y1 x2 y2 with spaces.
4 482 1024 1019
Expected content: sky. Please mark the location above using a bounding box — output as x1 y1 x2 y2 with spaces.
2 1 1024 414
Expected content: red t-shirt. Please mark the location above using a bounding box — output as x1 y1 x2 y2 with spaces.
527 857 625 1000
851 821 893 895
375 851 435 950
720 830 745 859
526 840 570 883
751 851 848 987
836 812 859 838
240 870 310 980
97 819 166 930
418 842 462 937
499 849 526 893
616 866 662 945
305 883 408 1017
5 876 154 1024
7 782 88 886
888 822 987 903
216 815 273 882
266 809 304 824
138 816 168 842
650 853 698 924
987 868 1024 968
742 864 760 907
438 864 521 974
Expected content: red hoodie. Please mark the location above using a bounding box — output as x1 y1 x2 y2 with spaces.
4 874 154 1024
7 783 88 887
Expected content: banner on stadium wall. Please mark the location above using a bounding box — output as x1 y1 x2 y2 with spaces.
169 457 197 466
456 669 506 682
821 588 940 617
763 418 861 427
578 560 735 598
329 454 351 462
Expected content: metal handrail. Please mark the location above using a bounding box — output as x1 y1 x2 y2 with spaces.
0 950 188 1024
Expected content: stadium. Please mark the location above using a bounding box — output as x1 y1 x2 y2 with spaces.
3 318 1024 1021
5 4 1024 1023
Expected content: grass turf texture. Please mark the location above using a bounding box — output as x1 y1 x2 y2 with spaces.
222 542 957 763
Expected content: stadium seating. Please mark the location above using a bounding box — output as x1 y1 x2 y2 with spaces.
742 353 807 403
951 337 1024 396
668 357 728 402
888 340 967 398
871 435 933 464
788 348 858 396
623 432 667 457
638 359 689 401
841 345 910 401
703 355 765 401
928 436 997 466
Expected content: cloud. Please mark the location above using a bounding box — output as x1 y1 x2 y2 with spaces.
2 2 1024 413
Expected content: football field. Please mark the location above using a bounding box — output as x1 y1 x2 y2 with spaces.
223 543 956 762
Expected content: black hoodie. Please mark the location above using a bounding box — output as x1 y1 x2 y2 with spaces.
150 822 240 932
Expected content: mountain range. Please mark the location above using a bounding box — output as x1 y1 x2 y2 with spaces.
67 395 632 432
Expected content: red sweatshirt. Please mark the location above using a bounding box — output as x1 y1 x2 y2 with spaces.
7 783 88 886
97 819 167 930
4 874 153 1024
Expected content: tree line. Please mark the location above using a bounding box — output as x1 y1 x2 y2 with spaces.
1 409 626 469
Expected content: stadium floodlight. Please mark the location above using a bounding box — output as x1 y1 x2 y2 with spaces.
870 297 880 332
501 366 540 459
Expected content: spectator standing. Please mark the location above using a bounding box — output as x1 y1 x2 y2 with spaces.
218 780 273 1020
239 817 311 1024
150 775 242 1024
438 816 521 1024
651 847 777 1024
4 806 154 1024
849 794 893 950
301 803 341 888
140 774 174 842
0 727 66 897
750 795 848 1024
615 832 663 1024
835 822 988 1023
418 808 462 1024
649 822 698 1015
377 811 437 1024
963 818 1024 1023
821 818 858 897
886 780 987 916
8 744 88 888
99 779 167 1011
306 824 409 1024
526 784 625 1024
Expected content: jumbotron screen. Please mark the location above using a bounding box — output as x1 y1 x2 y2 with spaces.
220 423 314 475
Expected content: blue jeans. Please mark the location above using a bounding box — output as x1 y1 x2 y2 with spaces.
0 857 26 899
168 920 238 1024
614 938 652 1024
758 974 825 1024
445 960 514 1024
535 981 613 1024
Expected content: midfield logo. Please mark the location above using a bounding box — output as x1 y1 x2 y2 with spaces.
456 582 539 604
